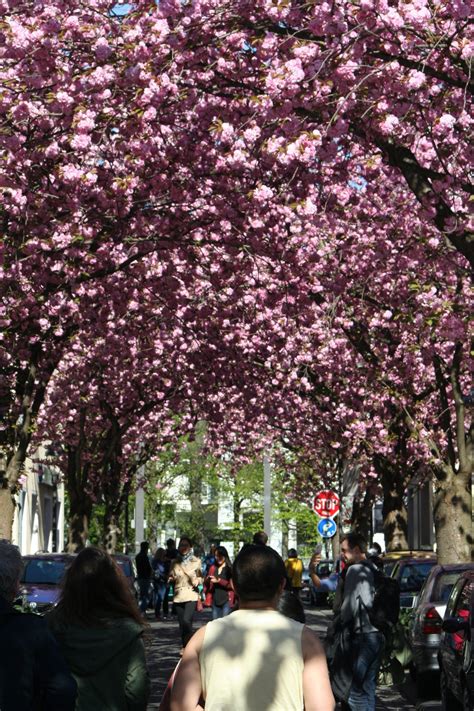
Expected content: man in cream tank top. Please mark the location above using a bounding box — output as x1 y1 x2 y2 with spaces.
170 545 335 711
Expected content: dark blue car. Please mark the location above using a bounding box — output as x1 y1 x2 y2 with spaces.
20 554 75 614
438 568 474 710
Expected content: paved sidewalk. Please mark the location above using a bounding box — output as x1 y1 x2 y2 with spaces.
145 608 209 709
144 605 430 710
305 608 420 711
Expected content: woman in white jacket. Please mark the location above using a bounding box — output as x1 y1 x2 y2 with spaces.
168 536 202 653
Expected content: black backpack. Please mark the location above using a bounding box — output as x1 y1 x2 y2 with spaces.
365 562 400 631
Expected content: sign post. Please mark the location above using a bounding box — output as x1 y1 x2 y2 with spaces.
263 454 272 542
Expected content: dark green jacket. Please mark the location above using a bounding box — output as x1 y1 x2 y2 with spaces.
0 597 77 711
50 617 150 711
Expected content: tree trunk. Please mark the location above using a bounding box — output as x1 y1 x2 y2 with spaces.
432 347 473 563
434 466 473 564
350 487 375 543
331 524 340 561
2 346 49 540
67 494 92 552
102 472 131 555
382 487 408 551
65 433 92 553
374 455 410 551
281 521 289 559
103 511 120 554
0 487 15 540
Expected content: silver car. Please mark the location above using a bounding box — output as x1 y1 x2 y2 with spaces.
409 563 470 697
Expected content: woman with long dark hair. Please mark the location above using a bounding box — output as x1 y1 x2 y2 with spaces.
206 545 233 620
48 547 150 711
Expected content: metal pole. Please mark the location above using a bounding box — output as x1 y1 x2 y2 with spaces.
135 468 145 552
263 454 271 541
124 496 129 554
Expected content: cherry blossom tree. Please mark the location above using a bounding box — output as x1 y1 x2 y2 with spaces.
148 0 472 266
1 1 471 561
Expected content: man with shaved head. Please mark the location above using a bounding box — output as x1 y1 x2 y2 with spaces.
171 544 335 711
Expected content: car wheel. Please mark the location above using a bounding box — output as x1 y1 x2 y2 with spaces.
440 668 463 711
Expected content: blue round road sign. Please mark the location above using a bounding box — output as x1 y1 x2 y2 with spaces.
317 517 337 538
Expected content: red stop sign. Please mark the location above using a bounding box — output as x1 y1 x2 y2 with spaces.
313 490 340 518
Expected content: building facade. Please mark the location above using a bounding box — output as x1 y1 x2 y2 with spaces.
11 446 65 554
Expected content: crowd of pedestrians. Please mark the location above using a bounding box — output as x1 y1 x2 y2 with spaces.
0 530 391 711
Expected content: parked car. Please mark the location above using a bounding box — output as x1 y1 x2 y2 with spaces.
112 553 139 600
382 550 436 577
390 555 437 608
20 553 75 614
438 568 474 710
409 563 470 696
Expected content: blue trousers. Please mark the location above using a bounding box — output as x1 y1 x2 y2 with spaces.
348 632 384 711
137 578 151 613
154 582 167 615
212 601 230 619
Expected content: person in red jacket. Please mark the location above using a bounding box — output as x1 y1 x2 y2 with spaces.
205 546 233 619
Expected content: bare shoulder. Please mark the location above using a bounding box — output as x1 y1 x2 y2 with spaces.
184 624 207 657
301 625 325 659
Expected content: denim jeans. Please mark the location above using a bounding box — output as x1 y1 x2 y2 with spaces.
212 601 230 620
137 578 151 614
153 582 167 616
348 631 384 711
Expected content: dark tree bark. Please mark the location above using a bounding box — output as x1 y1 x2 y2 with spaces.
65 414 93 553
67 494 92 553
103 510 121 555
351 487 375 543
99 410 125 554
433 462 472 564
431 345 473 563
375 455 410 551
281 521 289 560
0 487 15 542
1 346 48 539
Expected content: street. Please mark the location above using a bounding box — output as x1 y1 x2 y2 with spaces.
143 605 442 710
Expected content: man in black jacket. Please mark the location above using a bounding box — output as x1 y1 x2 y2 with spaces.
0 539 77 711
135 540 152 614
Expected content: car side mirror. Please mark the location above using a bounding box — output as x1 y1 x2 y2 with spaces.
442 616 469 634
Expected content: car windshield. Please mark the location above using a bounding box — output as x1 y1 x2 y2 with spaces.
432 571 465 603
399 562 435 592
21 559 67 585
115 559 132 576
